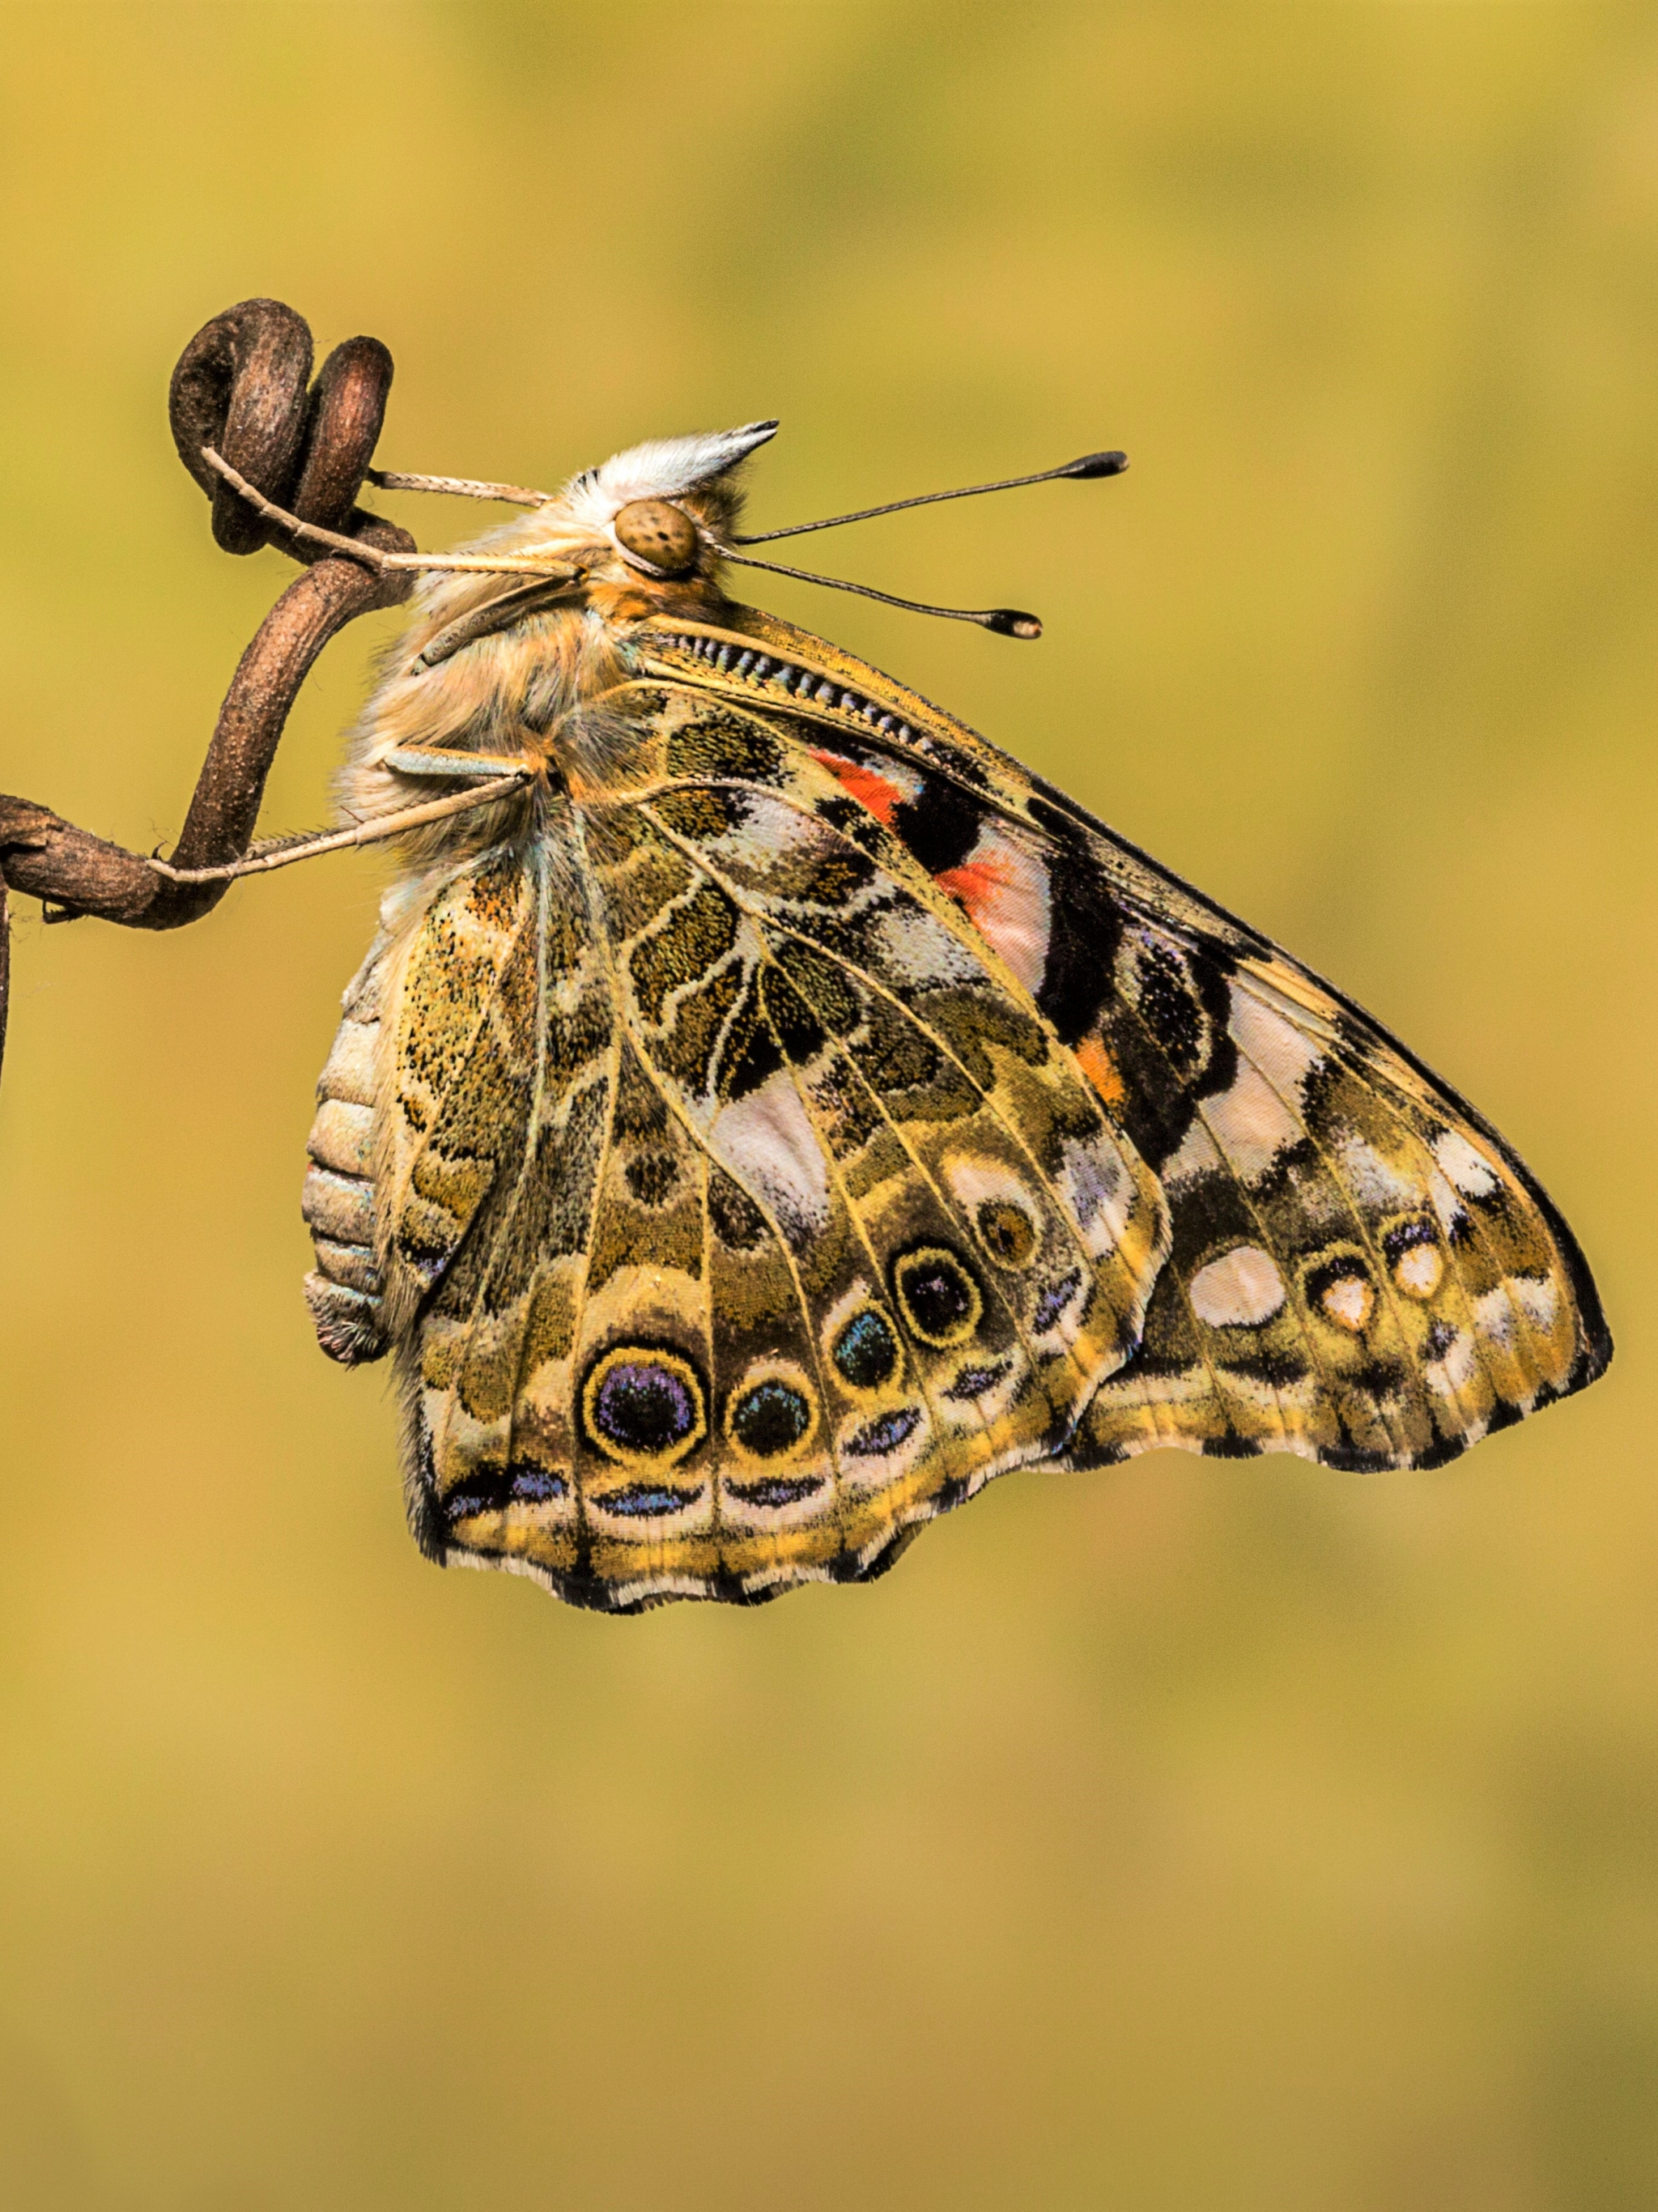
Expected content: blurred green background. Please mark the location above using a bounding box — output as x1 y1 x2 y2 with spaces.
0 4 1653 2207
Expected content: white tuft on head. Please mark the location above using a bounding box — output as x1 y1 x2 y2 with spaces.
561 421 779 529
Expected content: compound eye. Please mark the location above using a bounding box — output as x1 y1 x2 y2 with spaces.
613 498 699 574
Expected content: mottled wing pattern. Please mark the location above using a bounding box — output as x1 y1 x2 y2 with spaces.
585 688 1169 1521
636 613 1609 1477
318 682 1167 1610
1069 938 1603 1470
383 836 617 1570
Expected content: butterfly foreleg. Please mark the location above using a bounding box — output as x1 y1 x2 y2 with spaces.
202 447 580 580
147 769 534 884
365 467 551 507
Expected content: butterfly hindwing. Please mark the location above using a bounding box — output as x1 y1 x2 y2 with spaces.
347 679 1168 1608
576 691 1169 1596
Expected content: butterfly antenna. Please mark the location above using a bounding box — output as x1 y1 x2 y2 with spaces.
731 449 1128 546
711 543 1044 638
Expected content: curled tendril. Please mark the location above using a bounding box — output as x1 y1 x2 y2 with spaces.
0 298 420 1078
168 296 401 557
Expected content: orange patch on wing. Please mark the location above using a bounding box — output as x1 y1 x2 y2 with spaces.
935 852 1017 925
1073 1035 1126 1109
810 749 902 827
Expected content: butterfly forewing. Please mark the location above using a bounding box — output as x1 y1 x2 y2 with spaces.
636 611 1608 1477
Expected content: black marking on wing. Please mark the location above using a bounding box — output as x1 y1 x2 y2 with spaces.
441 1462 569 1525
891 776 982 877
1028 794 1124 1045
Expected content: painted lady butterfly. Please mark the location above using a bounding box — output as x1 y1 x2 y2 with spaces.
278 422 1609 1610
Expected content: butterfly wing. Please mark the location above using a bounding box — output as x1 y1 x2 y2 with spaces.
634 611 1610 1475
368 687 1167 1610
323 596 1606 1614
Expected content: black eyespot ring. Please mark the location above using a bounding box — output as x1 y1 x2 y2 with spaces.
581 1346 708 1465
831 1308 903 1393
892 1245 983 1350
726 1372 817 1461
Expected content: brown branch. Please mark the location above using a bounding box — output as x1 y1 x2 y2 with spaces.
0 298 416 1083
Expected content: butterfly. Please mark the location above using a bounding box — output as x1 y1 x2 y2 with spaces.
274 419 1611 1612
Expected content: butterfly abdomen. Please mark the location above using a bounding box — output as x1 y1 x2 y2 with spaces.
302 941 393 1368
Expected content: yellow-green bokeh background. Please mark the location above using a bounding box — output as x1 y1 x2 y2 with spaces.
0 6 1654 2206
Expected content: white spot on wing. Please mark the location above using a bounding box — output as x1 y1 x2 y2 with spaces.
1337 1134 1421 1212
868 904 983 987
940 825 1052 995
1320 1272 1374 1332
709 1070 829 1246
1475 1274 1556 1357
1228 987 1323 1097
1394 1243 1444 1300
1514 1273 1560 1334
1426 1326 1478 1399
1203 1061 1304 1183
702 792 824 878
940 1152 1031 1217
1433 1130 1499 1199
1427 1168 1465 1239
1473 1284 1518 1347
1058 1133 1137 1255
1163 1117 1223 1190
1190 1246 1287 1329
1187 960 1333 1186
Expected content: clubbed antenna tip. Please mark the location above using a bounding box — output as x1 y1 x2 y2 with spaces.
1057 449 1129 479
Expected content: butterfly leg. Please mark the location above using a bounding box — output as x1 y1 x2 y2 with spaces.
147 768 534 884
366 467 551 506
377 748 538 780
201 447 579 580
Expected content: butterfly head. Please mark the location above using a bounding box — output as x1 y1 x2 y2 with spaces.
389 421 776 681
563 419 780 579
